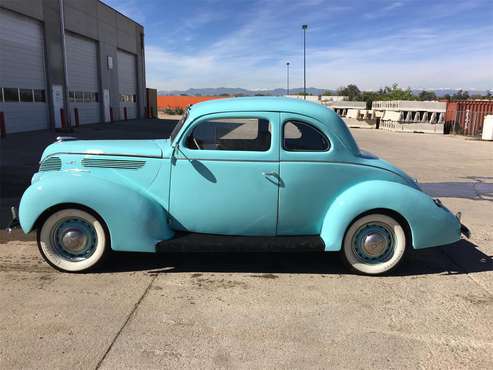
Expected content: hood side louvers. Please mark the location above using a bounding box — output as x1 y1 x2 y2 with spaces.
39 157 62 172
81 158 145 170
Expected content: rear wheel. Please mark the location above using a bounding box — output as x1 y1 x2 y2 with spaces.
341 213 407 275
37 208 109 272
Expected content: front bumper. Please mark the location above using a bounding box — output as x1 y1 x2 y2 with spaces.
6 206 20 232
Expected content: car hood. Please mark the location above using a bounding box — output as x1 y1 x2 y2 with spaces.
357 150 420 190
41 139 164 160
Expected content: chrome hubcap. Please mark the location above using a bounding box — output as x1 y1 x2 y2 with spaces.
362 233 387 257
61 229 88 253
51 218 97 261
352 223 394 264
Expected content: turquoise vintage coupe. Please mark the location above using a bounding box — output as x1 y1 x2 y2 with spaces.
16 97 467 274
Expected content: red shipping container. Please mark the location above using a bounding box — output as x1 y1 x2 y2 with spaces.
445 100 493 136
157 96 224 110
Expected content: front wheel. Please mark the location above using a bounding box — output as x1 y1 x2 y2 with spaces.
341 213 407 275
37 208 109 272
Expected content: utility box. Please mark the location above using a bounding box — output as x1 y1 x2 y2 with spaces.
482 115 493 141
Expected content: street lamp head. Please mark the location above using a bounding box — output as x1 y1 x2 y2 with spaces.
302 24 308 30
286 62 290 66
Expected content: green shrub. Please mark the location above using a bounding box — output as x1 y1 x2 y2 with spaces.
162 106 185 115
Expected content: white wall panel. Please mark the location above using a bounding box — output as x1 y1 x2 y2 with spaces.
66 33 100 124
117 50 137 119
0 9 48 132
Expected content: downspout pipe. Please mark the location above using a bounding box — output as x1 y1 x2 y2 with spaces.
59 0 71 128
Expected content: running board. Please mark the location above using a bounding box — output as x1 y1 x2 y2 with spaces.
156 233 325 253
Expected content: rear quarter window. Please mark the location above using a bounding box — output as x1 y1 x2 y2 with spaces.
283 120 330 151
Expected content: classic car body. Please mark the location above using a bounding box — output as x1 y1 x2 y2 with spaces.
17 97 466 274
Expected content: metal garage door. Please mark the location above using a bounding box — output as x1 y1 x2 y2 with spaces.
0 9 48 133
117 50 137 119
66 33 100 125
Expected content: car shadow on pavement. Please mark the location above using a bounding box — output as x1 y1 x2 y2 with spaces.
421 177 493 201
96 239 492 277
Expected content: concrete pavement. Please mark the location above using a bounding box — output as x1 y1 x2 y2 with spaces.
0 121 492 369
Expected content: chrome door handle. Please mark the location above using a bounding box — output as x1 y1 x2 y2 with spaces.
262 171 278 177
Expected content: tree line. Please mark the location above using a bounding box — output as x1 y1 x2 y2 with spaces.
325 84 492 109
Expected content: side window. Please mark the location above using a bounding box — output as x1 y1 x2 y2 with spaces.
34 89 46 103
4 88 19 102
19 89 34 102
187 117 271 151
283 120 330 152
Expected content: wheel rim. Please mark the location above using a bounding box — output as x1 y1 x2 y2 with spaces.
351 222 395 264
50 217 98 261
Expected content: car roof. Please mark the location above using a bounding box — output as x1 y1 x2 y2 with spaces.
185 96 360 155
188 96 330 122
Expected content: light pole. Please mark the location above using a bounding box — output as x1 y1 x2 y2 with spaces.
302 24 308 100
286 62 290 96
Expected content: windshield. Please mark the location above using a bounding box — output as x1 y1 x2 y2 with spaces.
170 108 189 143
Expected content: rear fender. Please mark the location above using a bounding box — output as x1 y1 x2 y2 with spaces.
320 180 461 251
19 172 173 252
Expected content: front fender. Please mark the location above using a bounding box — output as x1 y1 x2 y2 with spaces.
19 172 174 252
320 180 461 251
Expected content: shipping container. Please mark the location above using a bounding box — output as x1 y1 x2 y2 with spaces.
157 96 223 110
445 100 493 136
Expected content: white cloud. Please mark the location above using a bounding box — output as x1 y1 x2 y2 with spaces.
364 1 404 19
146 25 493 90
141 0 493 91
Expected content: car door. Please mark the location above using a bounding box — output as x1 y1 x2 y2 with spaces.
169 112 280 236
278 112 336 235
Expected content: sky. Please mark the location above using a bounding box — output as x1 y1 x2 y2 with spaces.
103 0 493 91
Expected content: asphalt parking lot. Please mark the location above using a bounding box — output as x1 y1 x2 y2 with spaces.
1 119 492 369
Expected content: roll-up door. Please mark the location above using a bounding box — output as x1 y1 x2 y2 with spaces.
66 33 100 125
117 50 137 119
0 9 48 133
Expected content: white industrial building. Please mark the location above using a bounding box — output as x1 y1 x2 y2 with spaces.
286 95 350 105
324 100 368 119
372 100 447 133
285 95 322 103
0 0 146 134
319 95 347 104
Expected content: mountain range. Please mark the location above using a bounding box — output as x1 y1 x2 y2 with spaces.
157 87 490 97
158 87 326 96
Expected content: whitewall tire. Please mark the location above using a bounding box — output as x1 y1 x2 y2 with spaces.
342 213 407 275
37 208 109 272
